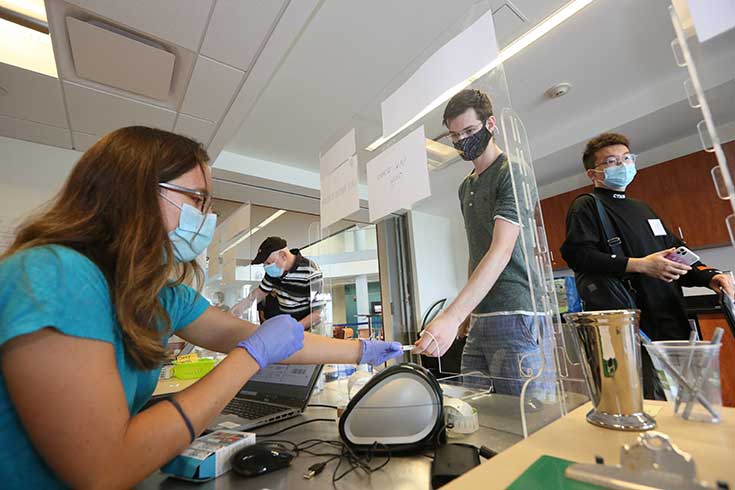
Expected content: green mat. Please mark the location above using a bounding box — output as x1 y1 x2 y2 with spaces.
506 455 605 490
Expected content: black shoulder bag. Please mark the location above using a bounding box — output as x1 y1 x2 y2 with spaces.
574 193 637 310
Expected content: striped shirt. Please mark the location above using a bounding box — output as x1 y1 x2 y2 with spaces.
258 249 324 321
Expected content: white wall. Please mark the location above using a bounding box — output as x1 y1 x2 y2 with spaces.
0 137 80 250
408 210 464 318
332 284 347 325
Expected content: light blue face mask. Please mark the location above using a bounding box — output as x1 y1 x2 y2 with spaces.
162 196 217 263
601 163 637 189
264 262 284 278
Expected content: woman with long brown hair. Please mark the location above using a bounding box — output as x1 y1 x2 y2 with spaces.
0 126 402 489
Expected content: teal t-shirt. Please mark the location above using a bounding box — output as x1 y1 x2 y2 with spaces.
0 245 210 489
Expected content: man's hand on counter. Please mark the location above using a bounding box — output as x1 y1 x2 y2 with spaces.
710 273 735 299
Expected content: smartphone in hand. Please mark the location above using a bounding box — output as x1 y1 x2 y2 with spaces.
665 246 700 266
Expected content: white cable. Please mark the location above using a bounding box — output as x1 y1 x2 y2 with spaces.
419 330 442 374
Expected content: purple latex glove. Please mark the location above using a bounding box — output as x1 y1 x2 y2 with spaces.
358 339 403 366
237 315 304 368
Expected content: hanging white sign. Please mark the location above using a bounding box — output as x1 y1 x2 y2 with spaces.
367 125 431 222
320 155 360 230
380 11 498 138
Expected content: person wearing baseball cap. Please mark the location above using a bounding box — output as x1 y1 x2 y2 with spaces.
231 237 324 330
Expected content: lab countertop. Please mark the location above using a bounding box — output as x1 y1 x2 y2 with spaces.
137 377 554 490
140 377 734 490
444 401 735 489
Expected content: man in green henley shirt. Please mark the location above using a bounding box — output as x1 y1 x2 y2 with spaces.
413 89 555 397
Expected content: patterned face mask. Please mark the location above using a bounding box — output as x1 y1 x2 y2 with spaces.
453 124 492 161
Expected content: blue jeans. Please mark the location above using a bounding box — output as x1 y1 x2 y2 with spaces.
461 314 556 399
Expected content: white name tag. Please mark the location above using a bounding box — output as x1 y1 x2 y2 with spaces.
648 219 667 236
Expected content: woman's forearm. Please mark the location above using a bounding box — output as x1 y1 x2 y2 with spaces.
104 349 259 488
178 308 362 367
285 333 362 364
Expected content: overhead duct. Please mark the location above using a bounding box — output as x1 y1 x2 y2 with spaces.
66 16 175 100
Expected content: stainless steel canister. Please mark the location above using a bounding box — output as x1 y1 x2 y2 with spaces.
564 310 656 431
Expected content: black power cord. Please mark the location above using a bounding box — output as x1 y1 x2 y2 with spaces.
259 436 391 485
306 404 339 410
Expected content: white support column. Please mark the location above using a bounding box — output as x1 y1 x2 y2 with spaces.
355 274 370 317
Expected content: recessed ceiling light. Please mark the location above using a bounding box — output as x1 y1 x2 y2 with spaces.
0 0 46 23
0 1 56 77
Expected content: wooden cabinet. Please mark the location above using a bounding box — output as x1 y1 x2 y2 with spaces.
541 141 735 271
697 313 735 408
541 185 591 270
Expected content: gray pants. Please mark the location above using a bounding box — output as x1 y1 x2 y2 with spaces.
461 314 557 400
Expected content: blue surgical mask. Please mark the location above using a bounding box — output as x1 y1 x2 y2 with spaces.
264 262 283 278
601 163 636 189
162 196 217 263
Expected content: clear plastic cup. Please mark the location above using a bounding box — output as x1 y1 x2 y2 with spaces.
644 341 722 423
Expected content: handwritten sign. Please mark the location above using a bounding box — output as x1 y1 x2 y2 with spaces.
319 129 360 230
320 156 360 229
367 125 431 222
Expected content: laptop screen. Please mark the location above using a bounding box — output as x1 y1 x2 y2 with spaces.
237 364 321 407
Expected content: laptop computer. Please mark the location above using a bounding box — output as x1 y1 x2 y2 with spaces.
207 364 323 432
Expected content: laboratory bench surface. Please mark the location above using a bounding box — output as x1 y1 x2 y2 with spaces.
138 376 735 490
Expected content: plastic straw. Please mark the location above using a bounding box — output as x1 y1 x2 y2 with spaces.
640 334 720 420
681 327 723 420
674 329 698 413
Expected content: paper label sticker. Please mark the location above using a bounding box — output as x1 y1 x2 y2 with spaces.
176 353 199 363
648 219 667 236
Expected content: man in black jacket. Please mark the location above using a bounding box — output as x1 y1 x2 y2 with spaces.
561 132 734 398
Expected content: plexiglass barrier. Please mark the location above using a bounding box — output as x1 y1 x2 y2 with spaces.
668 5 735 241
363 2 588 437
303 222 382 341
202 201 261 323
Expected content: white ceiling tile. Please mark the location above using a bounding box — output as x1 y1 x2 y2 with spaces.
64 82 176 135
0 63 67 128
71 131 100 152
0 114 72 148
174 114 215 146
180 56 243 122
201 0 287 70
65 0 215 51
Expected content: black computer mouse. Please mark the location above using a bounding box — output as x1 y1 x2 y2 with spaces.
231 443 295 478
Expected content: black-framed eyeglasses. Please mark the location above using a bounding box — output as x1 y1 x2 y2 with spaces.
158 182 212 213
595 153 637 169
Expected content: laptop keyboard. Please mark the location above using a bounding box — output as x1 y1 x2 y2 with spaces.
222 399 289 420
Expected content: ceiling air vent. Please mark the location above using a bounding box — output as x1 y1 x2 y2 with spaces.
65 17 175 101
